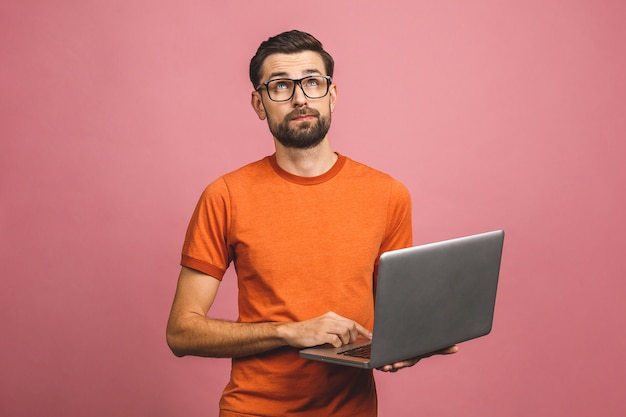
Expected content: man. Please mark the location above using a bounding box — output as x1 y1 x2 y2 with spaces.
166 30 457 416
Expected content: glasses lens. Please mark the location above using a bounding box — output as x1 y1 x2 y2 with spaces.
267 79 295 102
300 76 329 99
266 76 330 102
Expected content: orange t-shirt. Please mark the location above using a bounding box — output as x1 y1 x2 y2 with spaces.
182 154 412 417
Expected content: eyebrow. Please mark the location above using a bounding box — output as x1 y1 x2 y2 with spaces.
267 69 323 80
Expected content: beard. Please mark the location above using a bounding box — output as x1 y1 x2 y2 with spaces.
267 107 331 149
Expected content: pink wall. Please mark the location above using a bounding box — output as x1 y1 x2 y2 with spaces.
2 1 625 416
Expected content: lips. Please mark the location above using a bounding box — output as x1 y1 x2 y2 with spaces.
292 115 315 122
289 109 319 121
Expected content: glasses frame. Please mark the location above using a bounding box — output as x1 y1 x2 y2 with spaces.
256 75 332 102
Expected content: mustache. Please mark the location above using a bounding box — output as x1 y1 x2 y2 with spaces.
287 108 320 120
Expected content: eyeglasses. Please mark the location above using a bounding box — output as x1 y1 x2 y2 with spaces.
256 75 332 102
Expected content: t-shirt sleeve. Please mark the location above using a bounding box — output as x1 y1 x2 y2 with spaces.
381 179 413 252
373 179 413 285
180 177 233 279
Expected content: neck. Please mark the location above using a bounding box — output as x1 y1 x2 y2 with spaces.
274 138 338 177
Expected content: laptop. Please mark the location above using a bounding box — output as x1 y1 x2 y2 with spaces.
299 230 504 369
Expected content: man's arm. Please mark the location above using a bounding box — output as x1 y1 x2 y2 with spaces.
166 266 371 358
377 345 459 372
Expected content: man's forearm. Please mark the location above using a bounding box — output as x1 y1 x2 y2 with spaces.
167 310 369 358
166 313 288 358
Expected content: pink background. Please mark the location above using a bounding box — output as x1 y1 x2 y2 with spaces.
2 1 625 416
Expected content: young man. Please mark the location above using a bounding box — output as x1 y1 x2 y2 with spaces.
166 30 456 416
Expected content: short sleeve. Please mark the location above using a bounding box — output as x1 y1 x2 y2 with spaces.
181 177 233 279
373 179 413 288
381 179 413 253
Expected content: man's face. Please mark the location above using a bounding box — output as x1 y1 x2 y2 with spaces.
252 51 337 149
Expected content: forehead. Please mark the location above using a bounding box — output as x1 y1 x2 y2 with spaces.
260 51 326 81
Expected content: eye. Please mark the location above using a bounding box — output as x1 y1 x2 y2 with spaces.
305 77 321 87
269 80 292 91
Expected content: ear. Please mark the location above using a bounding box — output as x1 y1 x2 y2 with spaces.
329 83 338 113
251 91 266 120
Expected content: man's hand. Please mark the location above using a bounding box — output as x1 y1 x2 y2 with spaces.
377 345 459 372
278 311 372 348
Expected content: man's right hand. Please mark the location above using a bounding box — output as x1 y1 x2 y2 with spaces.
277 311 372 349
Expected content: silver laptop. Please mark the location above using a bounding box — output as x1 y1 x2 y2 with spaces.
299 230 504 369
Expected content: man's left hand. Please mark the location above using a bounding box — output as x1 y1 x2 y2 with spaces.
377 345 459 372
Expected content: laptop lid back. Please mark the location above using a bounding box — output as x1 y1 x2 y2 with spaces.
368 230 504 368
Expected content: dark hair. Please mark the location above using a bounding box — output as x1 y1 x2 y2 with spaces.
249 30 335 88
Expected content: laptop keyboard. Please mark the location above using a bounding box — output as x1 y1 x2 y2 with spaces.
339 344 371 359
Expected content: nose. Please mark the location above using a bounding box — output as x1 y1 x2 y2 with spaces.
291 81 308 106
